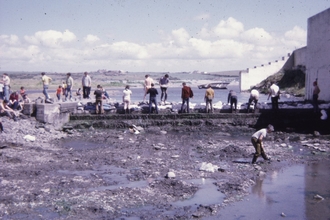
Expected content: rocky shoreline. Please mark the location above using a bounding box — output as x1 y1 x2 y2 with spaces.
1 111 330 219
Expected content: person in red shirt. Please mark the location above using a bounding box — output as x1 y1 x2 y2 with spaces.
181 82 193 113
56 85 62 101
9 91 19 110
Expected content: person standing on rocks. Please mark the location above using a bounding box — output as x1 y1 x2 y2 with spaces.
143 74 153 102
65 73 74 101
1 73 10 101
181 82 193 113
227 90 238 113
41 72 52 101
247 89 259 113
123 85 132 114
82 72 92 99
204 84 214 113
267 83 280 111
147 83 158 114
312 80 320 113
159 74 169 104
94 85 104 114
251 124 274 164
56 85 62 101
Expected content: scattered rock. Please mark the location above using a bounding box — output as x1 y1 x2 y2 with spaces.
23 135 36 142
166 172 176 178
314 194 324 200
199 162 218 173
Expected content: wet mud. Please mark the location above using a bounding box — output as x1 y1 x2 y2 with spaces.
1 123 330 219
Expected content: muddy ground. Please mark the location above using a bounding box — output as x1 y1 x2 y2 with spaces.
0 116 330 219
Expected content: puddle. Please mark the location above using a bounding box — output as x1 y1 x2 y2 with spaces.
207 161 330 219
61 139 106 150
172 178 225 207
59 165 148 191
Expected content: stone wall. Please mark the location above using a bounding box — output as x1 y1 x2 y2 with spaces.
239 47 307 92
306 8 330 101
239 54 290 91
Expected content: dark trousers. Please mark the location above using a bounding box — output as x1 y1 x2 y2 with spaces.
205 98 213 113
312 94 319 112
247 98 258 112
271 96 279 110
160 87 168 102
95 99 104 114
149 96 158 113
83 86 91 99
230 96 237 111
181 98 190 113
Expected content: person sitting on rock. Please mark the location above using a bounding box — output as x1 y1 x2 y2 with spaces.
19 93 31 111
0 100 18 121
20 86 26 97
9 91 20 110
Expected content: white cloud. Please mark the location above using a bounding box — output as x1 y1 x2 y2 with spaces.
241 28 274 45
171 28 191 46
0 35 20 45
84 34 100 44
0 19 307 72
24 29 76 48
213 17 244 39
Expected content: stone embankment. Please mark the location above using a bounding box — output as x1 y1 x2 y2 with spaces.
66 109 330 134
21 99 330 134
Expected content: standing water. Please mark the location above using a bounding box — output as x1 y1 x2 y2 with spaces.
207 161 330 219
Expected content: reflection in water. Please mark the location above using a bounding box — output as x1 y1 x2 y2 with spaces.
305 161 330 219
212 161 330 219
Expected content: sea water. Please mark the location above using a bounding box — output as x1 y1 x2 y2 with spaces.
107 85 298 104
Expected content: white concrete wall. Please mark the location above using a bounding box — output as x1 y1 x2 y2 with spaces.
305 8 330 101
239 56 289 91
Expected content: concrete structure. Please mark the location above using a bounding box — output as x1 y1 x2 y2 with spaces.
239 48 306 91
24 101 78 129
305 8 330 101
239 56 287 91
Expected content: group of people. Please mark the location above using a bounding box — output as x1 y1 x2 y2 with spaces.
42 71 95 102
0 74 31 121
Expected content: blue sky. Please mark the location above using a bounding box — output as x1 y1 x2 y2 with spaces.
0 0 329 73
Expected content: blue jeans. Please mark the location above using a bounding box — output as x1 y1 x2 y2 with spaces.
181 98 190 113
66 85 72 99
3 85 10 101
149 96 158 113
43 85 50 99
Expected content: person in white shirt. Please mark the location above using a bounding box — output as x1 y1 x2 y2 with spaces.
143 74 153 102
82 72 92 99
122 85 132 114
1 73 11 101
267 83 280 110
41 72 52 100
251 124 274 164
247 89 259 113
65 73 74 101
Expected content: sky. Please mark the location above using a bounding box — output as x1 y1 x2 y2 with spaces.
0 0 329 73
